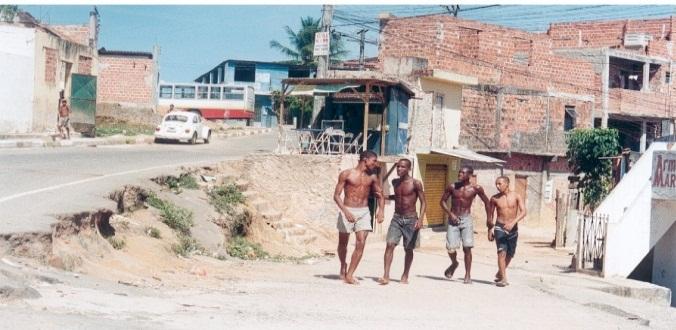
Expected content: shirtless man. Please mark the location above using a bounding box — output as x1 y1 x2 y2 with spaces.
58 99 71 139
440 166 490 284
333 150 385 285
377 159 426 285
488 176 526 287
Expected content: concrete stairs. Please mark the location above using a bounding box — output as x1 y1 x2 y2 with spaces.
237 180 318 246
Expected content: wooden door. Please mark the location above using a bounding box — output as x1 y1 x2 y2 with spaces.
424 164 448 227
515 175 528 204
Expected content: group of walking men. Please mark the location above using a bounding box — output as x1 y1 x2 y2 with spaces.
333 150 526 287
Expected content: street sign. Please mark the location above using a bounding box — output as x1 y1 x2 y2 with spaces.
313 32 329 57
652 151 676 200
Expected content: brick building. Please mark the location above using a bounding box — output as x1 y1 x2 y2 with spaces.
96 47 160 126
377 13 675 228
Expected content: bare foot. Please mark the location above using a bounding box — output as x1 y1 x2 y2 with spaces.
344 276 360 285
463 277 472 284
496 280 509 287
340 266 347 281
444 262 459 279
377 277 390 285
494 271 502 283
400 276 409 284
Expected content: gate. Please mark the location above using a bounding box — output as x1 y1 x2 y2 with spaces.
70 74 97 136
576 212 609 273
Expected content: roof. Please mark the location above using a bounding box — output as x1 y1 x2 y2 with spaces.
282 78 415 96
99 48 153 59
195 59 316 82
422 147 506 164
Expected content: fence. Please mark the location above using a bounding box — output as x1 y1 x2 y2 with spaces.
575 212 609 274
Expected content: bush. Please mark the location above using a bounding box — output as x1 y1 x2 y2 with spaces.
209 184 245 215
146 193 194 234
567 128 621 209
226 236 268 260
146 226 162 239
172 233 200 257
107 237 126 250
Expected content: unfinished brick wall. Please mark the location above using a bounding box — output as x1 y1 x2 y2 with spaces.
44 47 57 84
98 55 156 107
77 55 92 75
49 25 90 46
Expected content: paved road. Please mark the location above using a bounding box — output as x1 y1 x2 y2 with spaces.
0 134 276 234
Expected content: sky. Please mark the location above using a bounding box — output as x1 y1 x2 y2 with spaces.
19 5 676 82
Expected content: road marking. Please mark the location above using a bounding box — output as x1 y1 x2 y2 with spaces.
0 159 225 204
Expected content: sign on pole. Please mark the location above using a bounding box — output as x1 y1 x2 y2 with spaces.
652 151 676 200
313 32 330 57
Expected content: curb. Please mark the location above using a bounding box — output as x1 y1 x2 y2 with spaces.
0 128 274 149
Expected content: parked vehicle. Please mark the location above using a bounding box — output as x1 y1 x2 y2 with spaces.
154 111 211 144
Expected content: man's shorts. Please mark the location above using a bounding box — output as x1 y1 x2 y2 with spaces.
494 222 518 258
386 214 419 250
337 207 372 233
446 215 474 252
58 117 70 128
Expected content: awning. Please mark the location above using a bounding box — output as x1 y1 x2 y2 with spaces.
288 84 359 96
200 109 254 120
424 147 506 163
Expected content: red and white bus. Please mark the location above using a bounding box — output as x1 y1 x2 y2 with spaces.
157 83 255 121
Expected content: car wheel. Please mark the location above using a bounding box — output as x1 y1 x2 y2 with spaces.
204 131 211 144
190 132 197 145
154 137 163 144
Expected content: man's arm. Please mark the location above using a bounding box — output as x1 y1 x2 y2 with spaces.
333 170 355 222
440 184 459 225
372 175 385 223
414 180 426 229
487 197 496 241
476 186 492 229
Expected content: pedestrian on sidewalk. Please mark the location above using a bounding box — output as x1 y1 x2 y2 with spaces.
333 150 385 285
488 176 526 287
378 158 426 285
58 98 72 140
440 166 490 284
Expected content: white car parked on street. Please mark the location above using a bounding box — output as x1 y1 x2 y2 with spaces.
154 111 211 144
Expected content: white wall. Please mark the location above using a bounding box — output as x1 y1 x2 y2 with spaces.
601 142 676 278
419 78 463 148
0 25 35 134
652 216 676 307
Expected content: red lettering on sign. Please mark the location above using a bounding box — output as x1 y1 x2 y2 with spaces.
654 155 664 187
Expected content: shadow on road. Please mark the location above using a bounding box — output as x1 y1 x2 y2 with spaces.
416 275 495 286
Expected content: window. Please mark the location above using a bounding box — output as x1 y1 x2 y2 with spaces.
288 68 311 78
667 71 672 84
234 64 255 82
197 86 208 99
174 86 195 99
159 85 173 99
434 93 444 111
564 106 576 131
224 87 245 100
209 86 222 100
165 115 188 122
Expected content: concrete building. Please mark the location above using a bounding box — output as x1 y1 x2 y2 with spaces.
195 60 315 127
377 13 676 231
0 11 98 134
96 47 160 126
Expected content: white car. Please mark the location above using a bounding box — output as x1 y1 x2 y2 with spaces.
154 111 211 144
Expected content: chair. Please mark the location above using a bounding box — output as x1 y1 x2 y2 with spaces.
311 127 333 154
298 131 314 154
344 132 363 154
328 129 346 154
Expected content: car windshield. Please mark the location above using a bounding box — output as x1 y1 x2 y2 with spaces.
164 115 189 122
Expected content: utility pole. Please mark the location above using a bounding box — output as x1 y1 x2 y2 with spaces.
312 4 333 127
357 29 367 70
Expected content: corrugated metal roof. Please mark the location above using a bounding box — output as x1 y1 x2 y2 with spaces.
428 147 506 163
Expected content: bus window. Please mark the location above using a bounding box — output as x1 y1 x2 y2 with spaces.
159 85 173 99
210 86 222 100
224 87 244 100
197 86 209 99
175 86 195 99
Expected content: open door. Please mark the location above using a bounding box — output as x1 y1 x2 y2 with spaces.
70 74 97 137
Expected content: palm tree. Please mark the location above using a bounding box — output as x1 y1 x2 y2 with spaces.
270 16 348 65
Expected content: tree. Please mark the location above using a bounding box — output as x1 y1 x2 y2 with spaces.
269 16 347 65
566 128 621 209
270 91 312 127
0 5 19 22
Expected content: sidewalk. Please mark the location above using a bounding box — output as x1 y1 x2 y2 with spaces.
0 128 274 149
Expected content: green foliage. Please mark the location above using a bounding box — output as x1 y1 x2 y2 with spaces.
270 92 313 126
95 123 155 137
566 128 621 209
0 5 19 22
153 174 199 193
146 193 194 234
208 184 245 215
226 237 269 260
107 237 126 250
146 226 162 239
172 233 200 257
269 16 347 65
